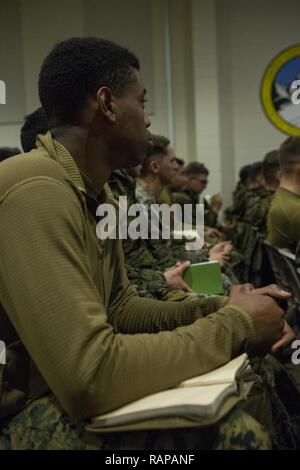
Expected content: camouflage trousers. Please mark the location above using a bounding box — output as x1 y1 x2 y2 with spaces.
0 395 270 450
1 356 299 450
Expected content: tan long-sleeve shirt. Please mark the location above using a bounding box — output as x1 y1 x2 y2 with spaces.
0 132 255 421
267 186 300 251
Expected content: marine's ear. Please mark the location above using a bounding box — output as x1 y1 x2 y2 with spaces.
148 158 160 175
276 169 282 181
96 87 116 123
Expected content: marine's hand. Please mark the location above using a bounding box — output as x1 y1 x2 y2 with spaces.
251 284 291 301
210 193 223 213
271 321 296 353
163 261 193 292
228 284 285 355
209 242 232 267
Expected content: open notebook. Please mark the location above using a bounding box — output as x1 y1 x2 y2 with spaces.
87 354 251 432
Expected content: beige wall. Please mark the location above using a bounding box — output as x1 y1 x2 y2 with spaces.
0 0 196 157
191 0 222 196
169 0 196 162
1 0 300 205
0 0 168 146
216 0 300 204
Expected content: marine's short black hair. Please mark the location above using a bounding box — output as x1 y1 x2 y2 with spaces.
239 164 252 185
141 135 170 176
248 161 263 183
262 150 280 185
0 147 21 162
184 162 209 177
146 135 170 158
175 157 185 166
39 37 140 128
279 136 300 174
20 107 48 152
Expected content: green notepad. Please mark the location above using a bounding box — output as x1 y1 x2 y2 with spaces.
183 261 224 295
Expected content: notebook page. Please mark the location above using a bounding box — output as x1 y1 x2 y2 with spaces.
91 382 235 427
178 354 249 387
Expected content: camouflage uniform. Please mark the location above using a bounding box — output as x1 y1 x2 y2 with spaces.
109 170 156 269
173 188 243 286
234 188 265 243
0 393 270 450
108 171 207 300
135 178 210 267
125 263 204 301
158 187 174 206
143 181 237 292
1 355 300 450
173 188 218 228
225 184 247 222
224 185 248 250
243 189 274 234
109 173 216 271
138 181 237 295
109 173 233 294
237 189 274 285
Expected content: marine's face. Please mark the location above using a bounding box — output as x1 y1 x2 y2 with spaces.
158 146 179 185
113 69 152 169
171 166 188 191
188 173 208 194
